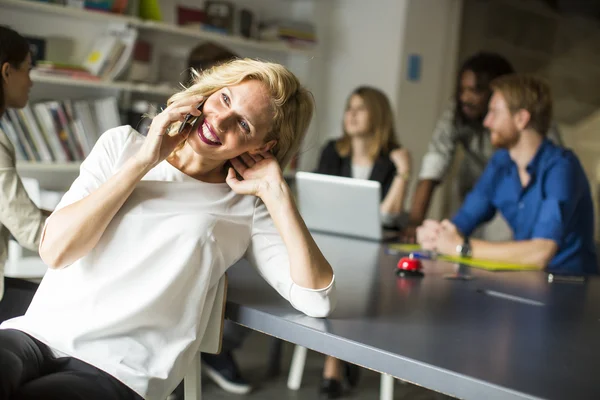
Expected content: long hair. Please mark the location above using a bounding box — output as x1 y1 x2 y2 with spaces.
453 52 514 127
168 58 313 168
335 86 399 160
0 26 30 114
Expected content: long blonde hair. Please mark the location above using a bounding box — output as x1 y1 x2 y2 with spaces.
168 58 314 168
336 86 399 159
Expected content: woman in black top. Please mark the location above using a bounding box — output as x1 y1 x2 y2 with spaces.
317 86 411 229
315 86 412 398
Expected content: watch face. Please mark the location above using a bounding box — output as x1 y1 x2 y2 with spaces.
462 242 472 257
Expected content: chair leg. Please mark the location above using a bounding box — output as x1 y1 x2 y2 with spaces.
380 374 394 400
184 353 202 400
287 345 307 390
266 337 283 377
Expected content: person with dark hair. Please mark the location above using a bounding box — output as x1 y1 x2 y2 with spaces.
315 86 411 399
416 74 596 274
404 52 563 241
0 26 50 310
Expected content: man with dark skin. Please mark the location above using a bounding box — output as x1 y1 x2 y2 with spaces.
403 52 562 241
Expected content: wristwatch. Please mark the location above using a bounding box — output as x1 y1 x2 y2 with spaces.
395 171 410 181
456 237 472 258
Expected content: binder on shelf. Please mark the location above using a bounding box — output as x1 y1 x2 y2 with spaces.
82 22 137 81
6 109 40 162
0 118 27 161
2 97 121 163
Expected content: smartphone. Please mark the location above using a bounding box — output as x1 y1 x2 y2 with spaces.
178 99 206 134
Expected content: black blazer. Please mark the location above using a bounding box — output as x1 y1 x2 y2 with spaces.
315 140 398 200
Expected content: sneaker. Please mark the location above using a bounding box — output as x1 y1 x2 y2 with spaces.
319 378 343 399
201 351 252 394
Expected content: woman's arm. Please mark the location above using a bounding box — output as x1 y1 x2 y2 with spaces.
40 95 204 269
40 158 151 268
228 153 334 290
0 142 45 251
380 148 411 216
259 182 334 289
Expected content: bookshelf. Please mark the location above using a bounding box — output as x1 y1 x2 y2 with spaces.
0 0 315 56
0 0 321 193
138 21 314 56
0 0 140 24
31 73 177 97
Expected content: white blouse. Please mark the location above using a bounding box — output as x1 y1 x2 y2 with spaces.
350 163 373 181
1 126 336 400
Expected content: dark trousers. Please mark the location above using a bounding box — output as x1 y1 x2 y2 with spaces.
0 329 143 400
220 320 250 351
0 278 38 324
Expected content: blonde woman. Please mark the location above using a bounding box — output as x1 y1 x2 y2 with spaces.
0 59 336 400
317 86 411 230
315 86 411 398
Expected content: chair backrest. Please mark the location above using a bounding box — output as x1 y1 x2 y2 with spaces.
198 274 228 354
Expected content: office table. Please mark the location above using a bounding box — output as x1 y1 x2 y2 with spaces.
225 233 600 400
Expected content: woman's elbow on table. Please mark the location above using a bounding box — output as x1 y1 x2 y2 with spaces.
290 278 337 318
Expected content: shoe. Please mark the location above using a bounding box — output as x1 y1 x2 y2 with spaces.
344 362 361 388
201 351 252 394
319 378 343 399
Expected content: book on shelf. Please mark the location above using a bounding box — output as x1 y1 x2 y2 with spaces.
259 20 317 46
32 62 100 81
0 97 121 163
82 22 138 80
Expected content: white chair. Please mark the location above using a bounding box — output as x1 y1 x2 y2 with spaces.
287 345 396 400
183 274 228 400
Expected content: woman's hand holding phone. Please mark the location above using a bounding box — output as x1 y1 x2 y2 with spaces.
135 96 204 169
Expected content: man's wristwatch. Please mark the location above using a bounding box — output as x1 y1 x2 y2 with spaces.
456 237 472 258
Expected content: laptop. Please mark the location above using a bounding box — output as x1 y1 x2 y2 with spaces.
295 171 398 241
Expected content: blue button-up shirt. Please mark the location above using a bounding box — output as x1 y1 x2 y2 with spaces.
452 139 597 274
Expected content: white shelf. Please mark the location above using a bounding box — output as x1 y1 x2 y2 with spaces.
31 73 131 91
131 83 177 97
4 255 47 279
139 21 315 56
16 162 81 173
31 73 177 97
0 0 314 56
17 162 81 191
0 0 140 24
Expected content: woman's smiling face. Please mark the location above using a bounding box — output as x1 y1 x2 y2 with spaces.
185 79 276 161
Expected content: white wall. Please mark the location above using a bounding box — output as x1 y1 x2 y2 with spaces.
298 0 410 171
394 0 464 218
302 0 463 219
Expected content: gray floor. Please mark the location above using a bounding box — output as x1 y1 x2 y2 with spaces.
201 330 453 399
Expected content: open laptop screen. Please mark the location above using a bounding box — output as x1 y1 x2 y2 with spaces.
295 172 385 241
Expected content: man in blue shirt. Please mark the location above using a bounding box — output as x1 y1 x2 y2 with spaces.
416 74 597 274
